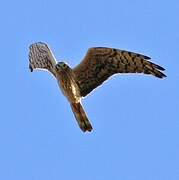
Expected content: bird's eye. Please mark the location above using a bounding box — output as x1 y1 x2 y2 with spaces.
56 62 67 69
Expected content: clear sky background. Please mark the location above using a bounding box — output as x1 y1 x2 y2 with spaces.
0 0 178 179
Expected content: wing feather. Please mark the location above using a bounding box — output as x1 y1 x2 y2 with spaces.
73 47 166 97
29 42 57 77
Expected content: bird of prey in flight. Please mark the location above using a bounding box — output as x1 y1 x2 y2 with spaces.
29 42 166 132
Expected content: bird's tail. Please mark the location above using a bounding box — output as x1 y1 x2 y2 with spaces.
70 102 92 132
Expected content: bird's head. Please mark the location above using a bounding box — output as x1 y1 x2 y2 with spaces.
55 62 69 71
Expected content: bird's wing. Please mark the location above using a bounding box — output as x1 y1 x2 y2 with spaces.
73 47 166 97
29 42 57 77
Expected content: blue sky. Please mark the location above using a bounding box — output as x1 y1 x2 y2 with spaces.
0 0 178 179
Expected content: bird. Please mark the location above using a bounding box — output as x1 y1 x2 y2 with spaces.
29 42 166 132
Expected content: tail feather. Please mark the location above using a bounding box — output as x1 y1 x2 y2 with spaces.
70 102 92 132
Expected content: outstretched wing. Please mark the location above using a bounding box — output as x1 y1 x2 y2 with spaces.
29 42 57 77
73 47 166 97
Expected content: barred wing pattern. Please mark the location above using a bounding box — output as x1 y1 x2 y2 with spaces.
29 42 57 77
73 47 166 97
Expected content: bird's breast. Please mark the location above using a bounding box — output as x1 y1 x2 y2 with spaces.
56 70 81 103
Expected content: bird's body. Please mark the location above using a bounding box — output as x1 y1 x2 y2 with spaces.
29 42 166 132
55 63 81 103
55 62 93 131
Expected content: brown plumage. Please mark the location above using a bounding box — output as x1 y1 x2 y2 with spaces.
70 102 92 132
29 42 166 132
73 47 166 96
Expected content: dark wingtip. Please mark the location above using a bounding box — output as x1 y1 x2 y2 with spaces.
155 64 165 71
29 64 33 72
155 71 167 79
161 73 167 78
149 61 166 78
155 65 166 78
